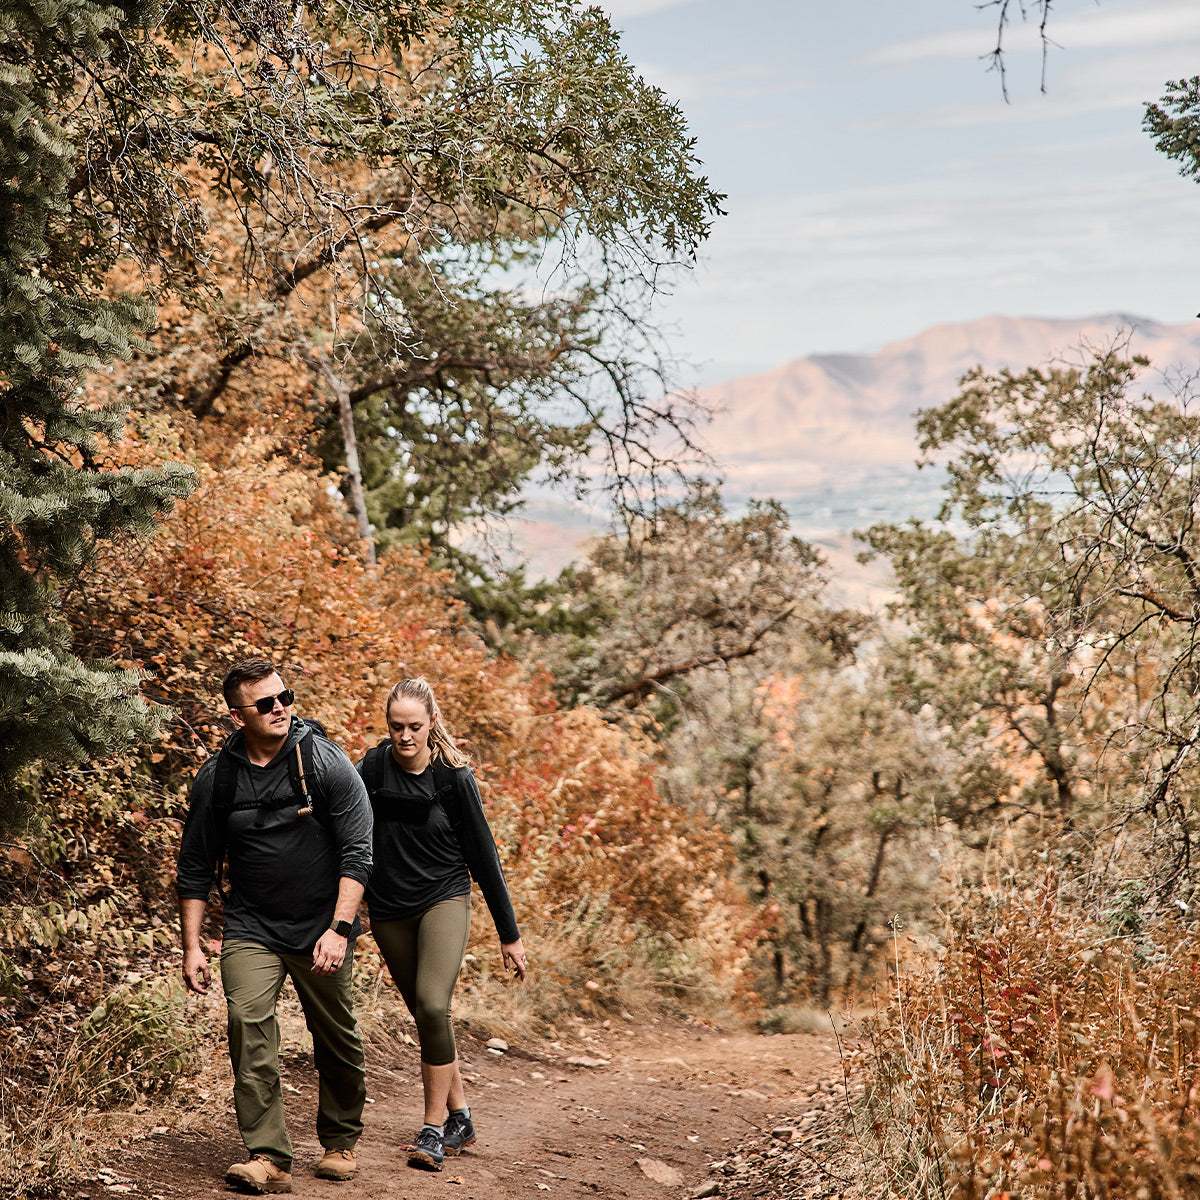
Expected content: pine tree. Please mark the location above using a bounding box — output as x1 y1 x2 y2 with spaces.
0 0 194 831
0 0 724 830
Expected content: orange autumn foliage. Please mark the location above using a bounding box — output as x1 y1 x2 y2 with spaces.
861 884 1200 1199
62 410 756 998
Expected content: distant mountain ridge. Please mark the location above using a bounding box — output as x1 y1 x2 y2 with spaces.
698 312 1200 520
505 313 1200 601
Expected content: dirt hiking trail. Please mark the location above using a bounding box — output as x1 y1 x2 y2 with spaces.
87 1021 857 1200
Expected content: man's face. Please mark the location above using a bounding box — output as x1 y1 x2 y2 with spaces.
229 672 293 741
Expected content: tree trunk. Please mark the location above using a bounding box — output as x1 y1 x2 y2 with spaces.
320 358 375 565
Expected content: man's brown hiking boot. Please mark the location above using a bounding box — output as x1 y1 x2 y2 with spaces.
225 1155 293 1194
315 1148 358 1181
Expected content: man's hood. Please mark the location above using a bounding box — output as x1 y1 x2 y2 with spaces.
221 715 310 767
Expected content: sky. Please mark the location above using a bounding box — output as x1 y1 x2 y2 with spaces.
595 0 1200 385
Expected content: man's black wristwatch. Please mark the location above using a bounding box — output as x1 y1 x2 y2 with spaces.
330 919 353 938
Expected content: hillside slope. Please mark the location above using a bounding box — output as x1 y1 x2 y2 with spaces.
505 313 1200 601
700 312 1200 525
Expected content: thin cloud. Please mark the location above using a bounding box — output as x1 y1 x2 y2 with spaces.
869 0 1200 67
599 0 697 18
635 60 807 104
676 169 1200 328
857 40 1200 131
666 170 1199 362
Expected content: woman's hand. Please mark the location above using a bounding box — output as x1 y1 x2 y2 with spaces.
502 938 528 980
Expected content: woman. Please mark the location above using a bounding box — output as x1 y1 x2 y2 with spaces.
358 678 527 1171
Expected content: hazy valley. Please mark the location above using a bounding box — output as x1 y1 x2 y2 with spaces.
507 312 1200 606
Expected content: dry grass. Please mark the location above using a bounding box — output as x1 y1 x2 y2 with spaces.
855 875 1200 1199
354 895 751 1049
0 902 752 1198
0 970 203 1196
759 1003 854 1037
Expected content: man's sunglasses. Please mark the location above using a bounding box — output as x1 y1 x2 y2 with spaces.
230 689 295 714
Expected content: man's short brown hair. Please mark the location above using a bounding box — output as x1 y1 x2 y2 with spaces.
223 658 280 708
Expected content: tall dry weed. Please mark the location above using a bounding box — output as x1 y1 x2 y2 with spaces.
352 889 754 1050
0 970 198 1195
859 876 1200 1198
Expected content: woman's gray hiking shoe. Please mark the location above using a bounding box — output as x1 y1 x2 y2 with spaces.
407 1126 444 1171
443 1111 476 1154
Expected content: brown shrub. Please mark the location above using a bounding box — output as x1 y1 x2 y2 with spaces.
859 876 1200 1198
1 411 762 1193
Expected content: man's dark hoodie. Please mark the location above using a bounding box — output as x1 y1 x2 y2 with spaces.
176 718 373 955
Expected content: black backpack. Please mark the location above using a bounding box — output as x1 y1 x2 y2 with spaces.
359 739 461 827
209 717 333 891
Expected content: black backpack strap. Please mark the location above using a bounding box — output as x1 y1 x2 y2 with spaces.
288 720 332 827
362 745 460 825
363 740 433 824
206 719 332 894
212 744 238 819
431 758 463 833
290 732 314 818
208 742 237 895
362 740 390 805
212 720 331 824
430 758 458 798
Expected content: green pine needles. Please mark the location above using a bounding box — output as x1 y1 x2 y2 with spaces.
0 0 195 832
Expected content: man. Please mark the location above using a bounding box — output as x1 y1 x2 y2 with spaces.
177 658 374 1195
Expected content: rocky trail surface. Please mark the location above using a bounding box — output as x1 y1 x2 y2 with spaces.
65 1021 865 1200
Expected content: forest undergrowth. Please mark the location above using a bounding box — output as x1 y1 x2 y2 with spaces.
0 857 755 1194
15 1 1200 1197
855 866 1200 1200
11 401 1200 1200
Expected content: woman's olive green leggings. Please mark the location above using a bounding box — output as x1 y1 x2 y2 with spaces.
372 894 470 1066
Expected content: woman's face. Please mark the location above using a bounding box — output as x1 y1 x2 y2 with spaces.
387 696 434 770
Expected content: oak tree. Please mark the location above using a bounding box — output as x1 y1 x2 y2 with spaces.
6 0 723 828
94 0 723 566
864 350 1200 892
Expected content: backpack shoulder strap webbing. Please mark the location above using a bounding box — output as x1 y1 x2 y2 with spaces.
212 740 239 819
208 739 239 896
289 720 333 826
431 758 464 831
430 757 459 798
212 720 330 822
361 739 391 807
207 720 332 895
361 745 462 823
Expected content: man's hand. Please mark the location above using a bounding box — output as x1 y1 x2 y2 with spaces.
312 928 348 975
182 945 211 994
314 877 365 975
179 898 212 994
502 937 528 981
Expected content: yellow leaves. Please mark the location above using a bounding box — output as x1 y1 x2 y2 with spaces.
0 899 119 951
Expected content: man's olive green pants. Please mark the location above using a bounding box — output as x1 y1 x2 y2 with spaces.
221 938 365 1170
